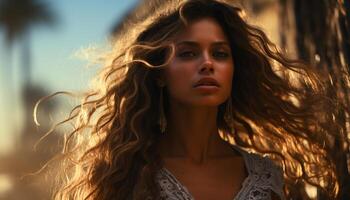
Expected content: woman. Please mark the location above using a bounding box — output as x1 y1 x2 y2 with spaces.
46 0 339 199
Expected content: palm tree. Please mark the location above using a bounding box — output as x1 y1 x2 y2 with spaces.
0 0 58 145
0 0 57 87
0 1 59 199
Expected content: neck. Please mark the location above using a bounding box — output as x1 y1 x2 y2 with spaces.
158 100 233 165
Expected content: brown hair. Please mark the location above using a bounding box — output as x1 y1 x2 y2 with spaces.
43 0 339 199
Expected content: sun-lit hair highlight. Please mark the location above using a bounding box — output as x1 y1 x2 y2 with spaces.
35 0 341 199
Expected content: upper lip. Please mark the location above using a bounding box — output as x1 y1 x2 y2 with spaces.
193 77 220 87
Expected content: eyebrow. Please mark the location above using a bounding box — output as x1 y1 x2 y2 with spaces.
175 41 230 47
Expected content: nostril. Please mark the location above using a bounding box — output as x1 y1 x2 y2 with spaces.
200 68 214 75
200 65 214 73
200 62 214 72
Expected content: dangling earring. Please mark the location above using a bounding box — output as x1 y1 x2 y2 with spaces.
224 96 234 133
158 87 167 133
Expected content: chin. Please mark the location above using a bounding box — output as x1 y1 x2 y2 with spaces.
190 97 226 107
170 93 228 107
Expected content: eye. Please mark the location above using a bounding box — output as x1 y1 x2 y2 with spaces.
212 51 230 59
177 51 197 58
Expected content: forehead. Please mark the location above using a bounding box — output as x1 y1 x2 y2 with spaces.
173 17 229 43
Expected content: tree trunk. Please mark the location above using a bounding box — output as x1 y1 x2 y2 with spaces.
21 31 31 87
20 31 33 137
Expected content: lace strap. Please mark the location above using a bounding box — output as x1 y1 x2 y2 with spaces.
231 145 285 200
242 150 285 199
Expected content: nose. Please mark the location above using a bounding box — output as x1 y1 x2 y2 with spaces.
199 54 214 74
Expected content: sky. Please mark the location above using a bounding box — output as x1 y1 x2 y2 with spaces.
0 0 140 154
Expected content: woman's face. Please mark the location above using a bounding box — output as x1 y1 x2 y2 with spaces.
164 17 234 107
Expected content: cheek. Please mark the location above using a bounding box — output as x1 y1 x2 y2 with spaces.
164 62 195 97
221 63 234 98
222 62 234 83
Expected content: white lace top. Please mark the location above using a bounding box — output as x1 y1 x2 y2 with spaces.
156 145 285 200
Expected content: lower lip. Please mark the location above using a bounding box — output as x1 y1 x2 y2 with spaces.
193 85 220 92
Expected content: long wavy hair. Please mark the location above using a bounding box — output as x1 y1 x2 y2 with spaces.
41 0 340 199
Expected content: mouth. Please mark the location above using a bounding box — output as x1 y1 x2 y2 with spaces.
193 77 220 88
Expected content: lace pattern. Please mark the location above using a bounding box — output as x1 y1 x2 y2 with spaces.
158 168 193 200
156 145 285 200
233 149 285 200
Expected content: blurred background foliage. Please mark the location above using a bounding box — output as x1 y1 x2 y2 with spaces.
0 0 349 199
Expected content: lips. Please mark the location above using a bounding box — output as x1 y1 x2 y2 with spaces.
193 77 220 87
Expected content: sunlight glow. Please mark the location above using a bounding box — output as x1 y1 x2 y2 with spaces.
0 174 13 195
305 183 317 199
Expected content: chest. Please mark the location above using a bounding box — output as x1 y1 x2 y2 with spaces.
162 157 247 200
